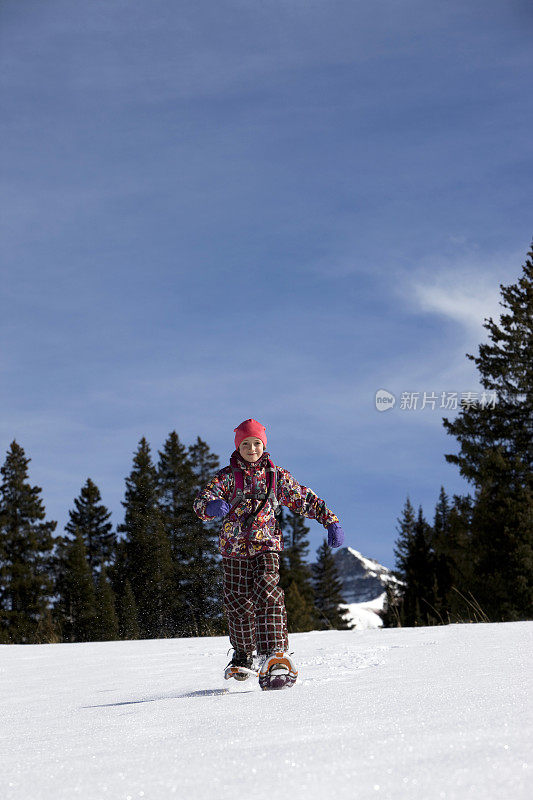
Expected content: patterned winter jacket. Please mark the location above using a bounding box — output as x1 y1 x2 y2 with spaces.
193 450 340 558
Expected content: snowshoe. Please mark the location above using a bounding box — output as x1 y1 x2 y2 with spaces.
258 651 298 691
224 651 257 682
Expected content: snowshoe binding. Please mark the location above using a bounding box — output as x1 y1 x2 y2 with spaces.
258 651 298 691
224 651 257 682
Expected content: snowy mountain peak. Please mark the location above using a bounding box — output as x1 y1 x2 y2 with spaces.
333 546 397 604
330 547 403 629
344 546 391 578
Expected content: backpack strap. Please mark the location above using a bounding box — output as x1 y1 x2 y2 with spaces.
228 451 246 515
228 452 280 523
265 458 279 515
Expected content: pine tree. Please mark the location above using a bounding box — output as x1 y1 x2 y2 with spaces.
157 432 198 560
184 437 223 636
469 449 532 620
312 539 350 630
390 499 437 626
443 248 533 620
381 583 403 628
0 441 57 643
392 497 416 587
284 581 315 632
279 510 316 631
35 606 60 644
446 493 475 615
117 438 175 639
157 432 199 635
430 490 477 622
431 487 453 617
55 530 97 642
93 564 119 641
443 249 532 485
65 478 114 578
117 578 140 640
410 507 438 624
188 436 220 490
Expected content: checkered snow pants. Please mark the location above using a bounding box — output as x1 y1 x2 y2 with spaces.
222 552 289 656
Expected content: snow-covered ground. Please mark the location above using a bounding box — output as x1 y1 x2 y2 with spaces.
1 622 532 800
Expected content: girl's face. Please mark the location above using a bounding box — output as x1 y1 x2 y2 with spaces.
238 437 264 463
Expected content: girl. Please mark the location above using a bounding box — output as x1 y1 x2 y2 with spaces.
193 418 344 690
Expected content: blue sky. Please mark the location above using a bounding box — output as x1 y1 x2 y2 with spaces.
1 0 532 567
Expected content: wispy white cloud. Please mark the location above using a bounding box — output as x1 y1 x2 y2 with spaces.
412 279 501 332
406 248 524 333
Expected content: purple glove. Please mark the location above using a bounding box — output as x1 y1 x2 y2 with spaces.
206 499 230 518
327 522 344 548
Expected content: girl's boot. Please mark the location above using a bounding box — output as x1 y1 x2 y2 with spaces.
224 650 256 681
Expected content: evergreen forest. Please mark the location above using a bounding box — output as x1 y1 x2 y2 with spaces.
0 434 348 643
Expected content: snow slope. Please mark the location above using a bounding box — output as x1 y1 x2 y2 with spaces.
1 623 532 800
341 594 386 629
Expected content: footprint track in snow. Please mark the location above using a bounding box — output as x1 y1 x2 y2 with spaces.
296 647 386 685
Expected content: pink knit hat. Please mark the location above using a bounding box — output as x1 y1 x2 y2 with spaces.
234 419 267 450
